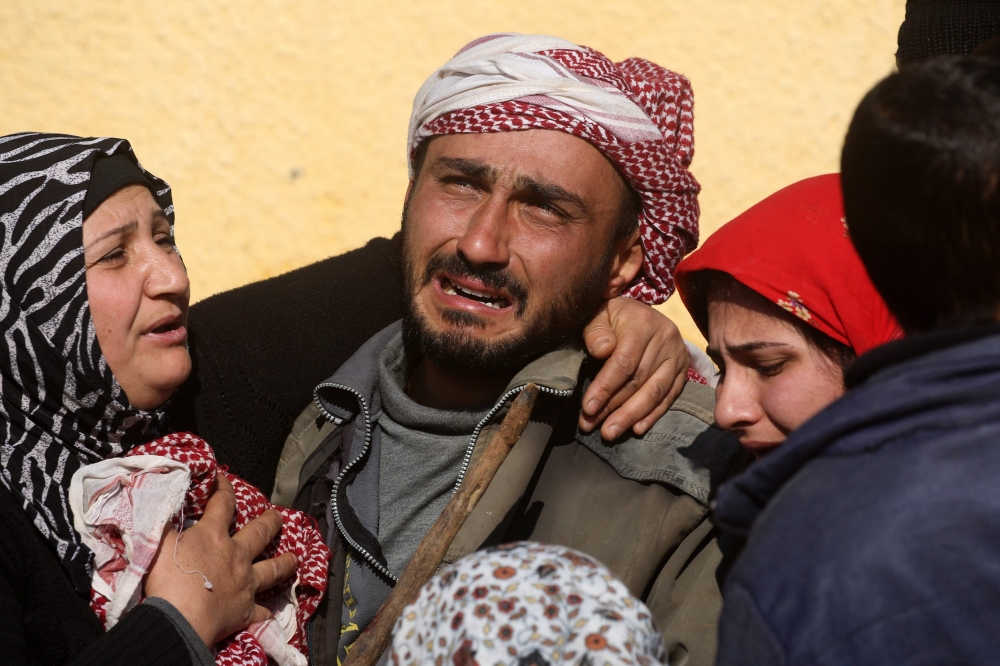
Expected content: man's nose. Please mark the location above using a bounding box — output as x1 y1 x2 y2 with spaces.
714 372 762 432
455 195 511 268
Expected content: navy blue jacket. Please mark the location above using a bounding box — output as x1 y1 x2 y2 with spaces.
714 325 1000 665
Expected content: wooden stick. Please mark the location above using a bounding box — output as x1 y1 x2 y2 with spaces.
344 383 542 666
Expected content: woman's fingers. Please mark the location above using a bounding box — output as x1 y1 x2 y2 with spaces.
143 478 301 647
232 508 283 557
581 338 658 435
200 474 237 531
250 604 276 626
579 298 690 430
580 297 689 437
253 551 298 592
581 298 682 415
601 355 688 439
581 301 618 363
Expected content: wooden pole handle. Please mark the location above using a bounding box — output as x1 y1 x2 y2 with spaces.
343 383 541 666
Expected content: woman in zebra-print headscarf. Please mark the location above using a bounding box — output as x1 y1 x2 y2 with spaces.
0 132 296 665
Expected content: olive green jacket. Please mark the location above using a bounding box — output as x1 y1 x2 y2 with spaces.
271 322 742 666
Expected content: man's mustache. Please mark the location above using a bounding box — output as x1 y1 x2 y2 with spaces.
420 252 529 315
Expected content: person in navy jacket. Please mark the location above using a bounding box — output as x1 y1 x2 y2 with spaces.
714 56 1000 665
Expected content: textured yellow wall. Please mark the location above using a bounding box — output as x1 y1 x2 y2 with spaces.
0 0 904 344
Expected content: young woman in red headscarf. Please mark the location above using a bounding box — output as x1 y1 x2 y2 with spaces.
675 173 902 459
641 175 901 666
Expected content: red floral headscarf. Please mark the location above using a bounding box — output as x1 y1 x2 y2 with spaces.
675 174 902 356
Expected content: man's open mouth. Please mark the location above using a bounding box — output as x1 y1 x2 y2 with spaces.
441 276 511 310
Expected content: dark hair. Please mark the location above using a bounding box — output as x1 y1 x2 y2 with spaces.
841 57 1000 332
701 271 857 380
410 136 641 244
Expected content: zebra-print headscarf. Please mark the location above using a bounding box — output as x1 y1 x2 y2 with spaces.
0 133 176 593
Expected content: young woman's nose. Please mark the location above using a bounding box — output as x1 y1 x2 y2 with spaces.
454 196 511 268
714 372 763 432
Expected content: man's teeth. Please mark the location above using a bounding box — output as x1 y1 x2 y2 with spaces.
457 284 489 298
444 280 509 309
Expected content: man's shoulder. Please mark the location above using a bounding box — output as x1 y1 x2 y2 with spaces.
573 381 742 506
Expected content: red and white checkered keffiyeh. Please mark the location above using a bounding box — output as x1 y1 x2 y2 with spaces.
408 33 700 304
69 433 329 666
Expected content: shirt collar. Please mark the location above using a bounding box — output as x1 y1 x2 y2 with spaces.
846 321 1000 389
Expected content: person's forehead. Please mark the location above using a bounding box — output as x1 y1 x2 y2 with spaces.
707 296 802 345
424 130 618 187
83 185 164 231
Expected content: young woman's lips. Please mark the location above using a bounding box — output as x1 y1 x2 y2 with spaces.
142 315 187 344
740 439 783 459
431 274 516 316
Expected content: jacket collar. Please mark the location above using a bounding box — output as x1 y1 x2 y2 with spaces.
575 378 739 506
314 320 585 426
846 321 1000 388
316 320 735 507
503 345 586 394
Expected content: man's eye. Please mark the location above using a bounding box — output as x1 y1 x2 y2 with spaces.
442 176 477 190
155 235 175 250
526 200 565 219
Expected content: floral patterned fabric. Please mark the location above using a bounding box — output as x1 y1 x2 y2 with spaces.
389 542 668 666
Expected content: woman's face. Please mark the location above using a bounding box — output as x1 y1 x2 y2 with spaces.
83 184 191 410
706 286 845 458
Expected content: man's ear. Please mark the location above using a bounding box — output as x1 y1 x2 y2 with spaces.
603 231 644 298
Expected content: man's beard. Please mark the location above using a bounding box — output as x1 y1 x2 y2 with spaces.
401 222 613 379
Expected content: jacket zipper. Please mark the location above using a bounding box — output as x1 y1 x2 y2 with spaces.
451 383 572 493
318 381 573 583
306 617 314 665
315 382 397 582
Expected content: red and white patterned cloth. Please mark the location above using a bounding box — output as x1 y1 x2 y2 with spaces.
69 432 329 666
408 33 700 304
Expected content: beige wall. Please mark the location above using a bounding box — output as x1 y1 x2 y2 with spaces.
0 0 905 344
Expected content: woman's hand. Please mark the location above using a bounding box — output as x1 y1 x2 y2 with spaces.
145 474 298 647
580 297 690 439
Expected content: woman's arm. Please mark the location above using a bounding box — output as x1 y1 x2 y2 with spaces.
580 296 690 439
0 484 214 666
172 234 693 495
69 601 212 666
169 236 406 495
